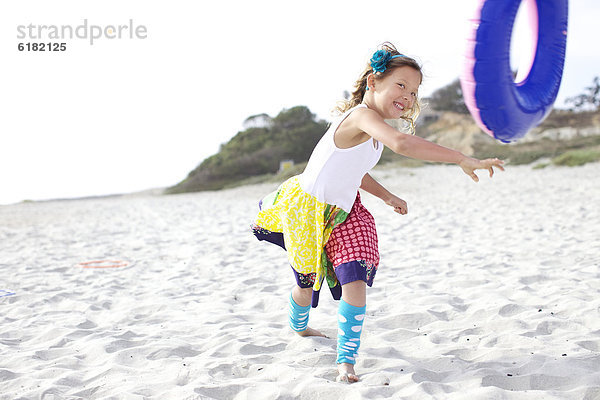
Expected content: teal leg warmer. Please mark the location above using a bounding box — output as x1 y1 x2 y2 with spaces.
337 299 366 365
288 292 310 332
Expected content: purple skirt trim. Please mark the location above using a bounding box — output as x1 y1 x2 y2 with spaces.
253 226 286 250
292 260 375 307
252 226 377 308
335 260 377 287
293 261 375 288
292 267 341 307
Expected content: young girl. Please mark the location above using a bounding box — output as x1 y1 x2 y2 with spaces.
251 42 504 383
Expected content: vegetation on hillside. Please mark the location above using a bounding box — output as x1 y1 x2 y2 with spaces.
552 148 600 166
565 76 600 112
167 106 328 193
426 78 469 114
473 134 600 165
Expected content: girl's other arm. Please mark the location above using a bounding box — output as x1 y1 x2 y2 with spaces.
360 173 407 215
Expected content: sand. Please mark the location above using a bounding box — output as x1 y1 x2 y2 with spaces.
1 162 599 400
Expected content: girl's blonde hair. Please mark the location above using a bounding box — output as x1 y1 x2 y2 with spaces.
336 42 423 134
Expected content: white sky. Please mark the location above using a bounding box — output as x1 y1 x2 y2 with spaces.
1 0 598 205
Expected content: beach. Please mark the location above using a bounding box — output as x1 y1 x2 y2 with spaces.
1 162 599 400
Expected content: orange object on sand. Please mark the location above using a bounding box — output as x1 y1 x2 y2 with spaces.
76 260 129 269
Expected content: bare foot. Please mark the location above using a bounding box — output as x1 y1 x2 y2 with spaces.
336 363 359 383
296 326 327 337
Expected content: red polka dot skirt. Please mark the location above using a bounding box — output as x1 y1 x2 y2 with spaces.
325 192 379 284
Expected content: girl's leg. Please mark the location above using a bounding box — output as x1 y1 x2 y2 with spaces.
289 285 325 337
337 280 366 383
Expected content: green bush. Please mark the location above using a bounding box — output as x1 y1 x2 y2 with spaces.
532 162 550 170
552 149 600 166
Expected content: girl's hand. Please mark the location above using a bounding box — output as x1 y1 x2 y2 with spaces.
459 156 505 182
385 195 408 215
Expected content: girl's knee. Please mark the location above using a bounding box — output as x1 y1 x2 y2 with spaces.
292 285 313 307
341 280 366 307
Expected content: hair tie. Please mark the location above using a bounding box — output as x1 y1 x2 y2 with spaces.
370 50 407 74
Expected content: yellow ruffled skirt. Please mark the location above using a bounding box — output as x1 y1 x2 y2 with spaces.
253 175 349 291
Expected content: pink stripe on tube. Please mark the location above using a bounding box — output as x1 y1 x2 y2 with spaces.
461 0 493 137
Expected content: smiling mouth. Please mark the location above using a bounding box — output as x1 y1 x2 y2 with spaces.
394 102 405 111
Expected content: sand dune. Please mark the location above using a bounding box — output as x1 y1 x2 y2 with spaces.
1 162 599 399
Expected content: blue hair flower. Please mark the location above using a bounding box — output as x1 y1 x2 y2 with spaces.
370 50 392 74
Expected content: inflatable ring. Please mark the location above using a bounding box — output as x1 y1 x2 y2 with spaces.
461 0 568 142
76 260 130 269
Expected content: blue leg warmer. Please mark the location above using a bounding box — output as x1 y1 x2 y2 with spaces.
288 292 310 332
337 299 366 365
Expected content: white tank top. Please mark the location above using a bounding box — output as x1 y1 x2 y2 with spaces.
299 104 383 212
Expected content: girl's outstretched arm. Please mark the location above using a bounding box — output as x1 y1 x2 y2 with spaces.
360 173 408 215
351 108 505 181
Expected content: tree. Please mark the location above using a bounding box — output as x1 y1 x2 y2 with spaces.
243 113 272 129
166 106 328 193
565 76 600 112
428 78 469 114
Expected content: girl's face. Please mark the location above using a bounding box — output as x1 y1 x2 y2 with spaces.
367 66 421 120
